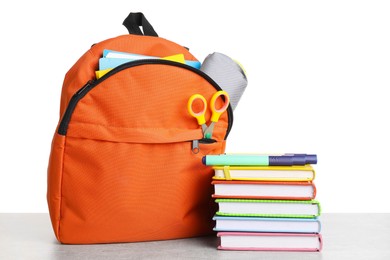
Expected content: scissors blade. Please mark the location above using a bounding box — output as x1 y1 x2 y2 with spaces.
204 122 215 139
201 124 208 134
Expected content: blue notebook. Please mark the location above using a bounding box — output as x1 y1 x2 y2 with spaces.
99 58 133 70
213 216 321 233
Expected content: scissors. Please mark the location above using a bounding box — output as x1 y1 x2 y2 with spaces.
187 90 230 139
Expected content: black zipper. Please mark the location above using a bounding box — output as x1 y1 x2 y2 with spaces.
57 59 234 139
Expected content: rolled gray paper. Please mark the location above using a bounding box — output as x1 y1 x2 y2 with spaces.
200 52 248 110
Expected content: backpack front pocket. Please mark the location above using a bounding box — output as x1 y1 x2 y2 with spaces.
59 127 223 243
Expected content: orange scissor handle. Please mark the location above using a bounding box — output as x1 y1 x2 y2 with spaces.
187 94 207 125
210 91 230 122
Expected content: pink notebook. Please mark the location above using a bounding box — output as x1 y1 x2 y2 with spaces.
217 232 323 251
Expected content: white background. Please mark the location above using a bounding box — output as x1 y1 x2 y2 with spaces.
1 0 389 213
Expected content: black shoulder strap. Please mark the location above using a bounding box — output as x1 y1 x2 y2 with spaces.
123 12 158 37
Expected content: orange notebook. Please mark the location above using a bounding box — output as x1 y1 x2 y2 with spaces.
212 181 316 200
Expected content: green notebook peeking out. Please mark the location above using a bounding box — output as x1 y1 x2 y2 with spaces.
215 199 321 218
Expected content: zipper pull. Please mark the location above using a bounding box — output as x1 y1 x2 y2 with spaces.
76 80 93 95
192 140 200 154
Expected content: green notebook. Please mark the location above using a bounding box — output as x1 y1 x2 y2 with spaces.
215 199 321 218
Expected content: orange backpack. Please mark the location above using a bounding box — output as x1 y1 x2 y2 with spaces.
47 12 232 244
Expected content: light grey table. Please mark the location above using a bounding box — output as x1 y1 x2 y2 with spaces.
0 213 389 259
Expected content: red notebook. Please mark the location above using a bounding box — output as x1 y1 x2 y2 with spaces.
212 180 316 200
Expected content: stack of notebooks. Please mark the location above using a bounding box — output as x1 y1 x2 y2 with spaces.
203 154 323 251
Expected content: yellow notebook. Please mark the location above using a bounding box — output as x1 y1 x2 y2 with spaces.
213 165 316 181
95 68 112 79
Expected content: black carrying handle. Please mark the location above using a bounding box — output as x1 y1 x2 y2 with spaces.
123 12 158 37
